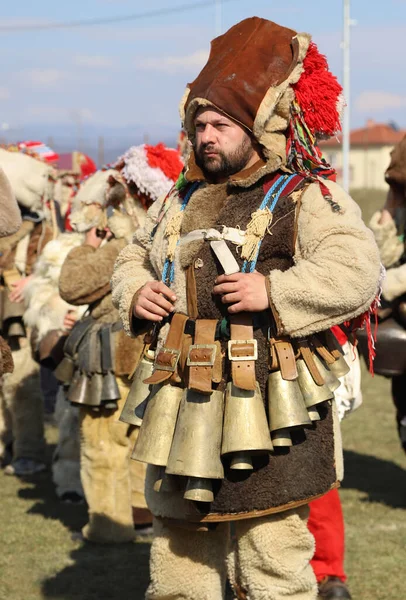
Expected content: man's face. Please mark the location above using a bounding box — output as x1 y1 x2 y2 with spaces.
193 108 256 181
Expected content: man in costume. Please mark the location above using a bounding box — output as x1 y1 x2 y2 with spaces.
112 17 381 600
58 144 183 542
369 134 406 452
0 148 56 475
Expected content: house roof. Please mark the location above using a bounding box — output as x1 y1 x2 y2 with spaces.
319 120 406 148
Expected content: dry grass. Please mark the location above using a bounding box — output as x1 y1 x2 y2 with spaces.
1 365 405 600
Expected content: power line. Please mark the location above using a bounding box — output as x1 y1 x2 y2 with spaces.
0 0 237 33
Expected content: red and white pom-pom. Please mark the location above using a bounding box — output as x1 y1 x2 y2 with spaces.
121 143 183 202
18 140 59 164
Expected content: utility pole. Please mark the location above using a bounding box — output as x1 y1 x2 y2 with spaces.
97 136 105 168
342 0 351 193
215 0 222 37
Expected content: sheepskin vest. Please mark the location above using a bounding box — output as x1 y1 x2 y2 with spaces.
179 174 337 519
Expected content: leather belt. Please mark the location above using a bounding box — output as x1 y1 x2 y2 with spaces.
144 313 188 385
297 340 325 386
271 338 298 380
228 314 257 391
187 319 218 394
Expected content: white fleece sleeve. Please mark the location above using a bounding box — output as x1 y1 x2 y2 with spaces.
369 211 404 268
268 179 382 338
382 263 406 302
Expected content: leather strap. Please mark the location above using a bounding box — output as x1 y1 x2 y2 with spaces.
144 313 188 385
186 265 198 319
229 314 257 391
324 330 344 360
313 337 336 365
187 319 218 394
273 339 298 380
297 340 325 386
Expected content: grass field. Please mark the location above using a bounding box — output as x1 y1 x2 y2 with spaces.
1 365 406 600
2 188 403 600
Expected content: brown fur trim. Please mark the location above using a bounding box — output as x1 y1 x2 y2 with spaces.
0 220 33 254
114 329 144 376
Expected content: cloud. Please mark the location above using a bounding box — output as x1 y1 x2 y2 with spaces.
74 55 114 68
0 87 10 100
24 105 94 124
19 68 66 86
135 50 209 74
355 91 406 112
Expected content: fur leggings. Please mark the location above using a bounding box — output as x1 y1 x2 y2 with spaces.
147 506 316 600
80 376 147 543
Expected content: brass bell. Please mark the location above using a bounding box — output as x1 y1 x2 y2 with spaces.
101 371 121 402
84 373 103 407
267 370 311 432
132 384 182 466
7 321 25 337
221 382 273 470
67 372 90 405
312 354 341 392
272 428 292 447
327 353 350 379
54 356 75 384
296 359 334 408
166 389 224 480
119 350 155 426
307 405 321 421
184 477 214 503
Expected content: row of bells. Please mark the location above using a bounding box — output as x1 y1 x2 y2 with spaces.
119 348 350 503
55 355 121 410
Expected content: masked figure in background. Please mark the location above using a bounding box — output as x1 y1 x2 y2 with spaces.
0 167 21 383
368 134 406 452
112 18 381 600
0 148 56 475
58 143 183 543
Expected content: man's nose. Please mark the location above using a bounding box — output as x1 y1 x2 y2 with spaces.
201 124 216 144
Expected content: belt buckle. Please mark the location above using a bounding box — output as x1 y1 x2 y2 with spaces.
228 339 258 361
187 344 217 367
155 347 181 372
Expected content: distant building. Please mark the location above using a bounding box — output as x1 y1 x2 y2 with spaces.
319 120 406 190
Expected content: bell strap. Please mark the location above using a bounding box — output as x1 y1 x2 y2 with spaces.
270 338 298 380
312 335 336 365
323 329 345 360
63 316 94 359
144 313 189 385
100 325 114 373
228 313 257 391
297 340 325 386
187 319 218 394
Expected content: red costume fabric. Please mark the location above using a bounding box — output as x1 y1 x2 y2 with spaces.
309 488 347 582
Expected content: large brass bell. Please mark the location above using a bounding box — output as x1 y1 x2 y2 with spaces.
132 384 182 466
86 373 104 406
296 359 333 421
268 370 311 447
54 356 75 384
166 389 224 502
222 382 273 470
67 372 90 405
326 353 350 379
312 354 341 392
101 371 121 402
119 349 155 426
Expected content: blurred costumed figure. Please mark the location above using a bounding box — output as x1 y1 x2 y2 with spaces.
57 143 183 542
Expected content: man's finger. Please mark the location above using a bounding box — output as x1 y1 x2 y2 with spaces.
212 282 239 295
221 292 241 304
215 273 241 284
135 306 163 322
146 290 175 313
142 298 170 318
227 301 245 314
154 281 177 301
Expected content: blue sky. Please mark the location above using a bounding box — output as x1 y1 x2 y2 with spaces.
0 0 405 141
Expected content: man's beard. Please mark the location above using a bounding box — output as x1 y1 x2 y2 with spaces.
194 136 255 181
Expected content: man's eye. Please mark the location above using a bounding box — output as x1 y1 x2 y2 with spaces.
216 124 228 130
195 124 205 131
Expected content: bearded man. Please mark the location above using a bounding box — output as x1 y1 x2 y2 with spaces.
112 17 381 600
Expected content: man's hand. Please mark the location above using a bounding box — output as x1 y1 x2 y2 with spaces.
133 281 176 322
85 227 112 249
63 310 78 332
8 275 33 303
212 271 269 314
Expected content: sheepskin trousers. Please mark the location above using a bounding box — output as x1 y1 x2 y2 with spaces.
79 376 147 544
0 339 45 462
147 506 317 600
308 489 346 583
